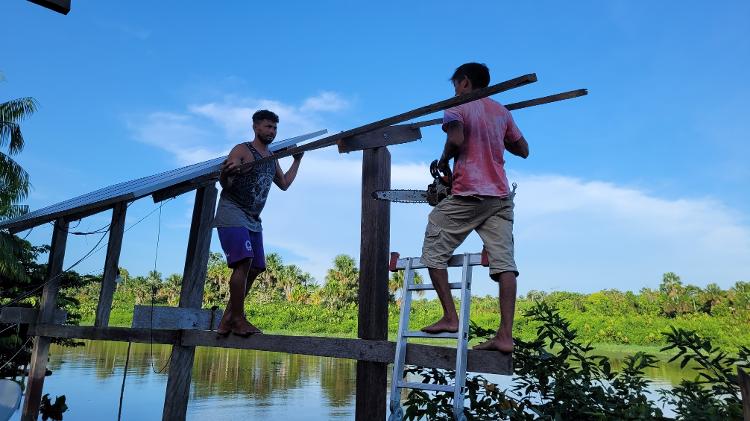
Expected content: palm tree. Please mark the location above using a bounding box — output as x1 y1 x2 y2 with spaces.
388 270 424 305
0 79 37 284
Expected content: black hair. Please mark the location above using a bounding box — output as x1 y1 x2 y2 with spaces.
450 62 491 89
252 109 279 124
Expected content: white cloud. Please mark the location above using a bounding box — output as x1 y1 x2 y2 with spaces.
301 92 350 112
127 94 750 296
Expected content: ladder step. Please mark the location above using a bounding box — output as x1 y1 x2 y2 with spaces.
398 381 455 393
407 282 463 291
403 331 459 339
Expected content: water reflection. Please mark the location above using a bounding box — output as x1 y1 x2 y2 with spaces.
32 341 690 420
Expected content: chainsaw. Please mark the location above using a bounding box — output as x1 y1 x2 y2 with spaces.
373 160 452 206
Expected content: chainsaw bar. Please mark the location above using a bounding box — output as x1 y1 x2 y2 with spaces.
372 189 429 204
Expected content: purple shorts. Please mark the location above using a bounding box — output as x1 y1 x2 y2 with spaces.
216 227 266 269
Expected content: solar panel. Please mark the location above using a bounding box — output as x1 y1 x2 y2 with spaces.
0 129 327 233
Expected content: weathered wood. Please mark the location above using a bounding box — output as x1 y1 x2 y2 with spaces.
163 185 217 421
22 219 68 421
409 88 589 129
131 305 222 330
243 74 537 167
94 202 127 327
337 125 422 154
739 367 750 421
180 331 512 374
7 194 132 235
27 0 71 15
151 174 217 203
0 307 67 325
25 324 513 375
29 324 180 344
356 147 391 420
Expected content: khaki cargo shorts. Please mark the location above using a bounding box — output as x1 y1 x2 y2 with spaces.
421 194 518 278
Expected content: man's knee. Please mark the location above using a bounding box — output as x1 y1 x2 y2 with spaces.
491 271 517 283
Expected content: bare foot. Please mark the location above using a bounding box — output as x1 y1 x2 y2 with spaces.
216 314 233 336
421 317 459 334
473 336 513 353
231 318 262 337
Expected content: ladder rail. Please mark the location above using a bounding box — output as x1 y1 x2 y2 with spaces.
389 257 415 415
453 253 473 419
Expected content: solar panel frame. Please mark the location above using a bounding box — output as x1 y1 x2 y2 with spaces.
0 129 327 233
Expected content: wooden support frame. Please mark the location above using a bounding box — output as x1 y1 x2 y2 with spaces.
131 305 222 330
162 185 217 421
0 307 66 325
337 125 422 154
21 219 68 421
356 147 391 420
95 202 127 327
25 324 512 375
244 74 537 166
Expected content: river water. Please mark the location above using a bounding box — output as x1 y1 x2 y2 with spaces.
9 340 688 420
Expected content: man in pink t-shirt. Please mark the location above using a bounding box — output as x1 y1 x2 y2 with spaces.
420 63 529 353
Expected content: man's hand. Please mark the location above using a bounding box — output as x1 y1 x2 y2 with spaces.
292 151 304 161
437 155 450 173
221 158 241 175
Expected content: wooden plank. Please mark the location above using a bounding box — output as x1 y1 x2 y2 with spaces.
0 307 66 325
337 125 422 154
27 0 71 15
29 324 180 344
740 367 750 421
241 74 537 168
356 147 391 421
163 185 217 421
25 324 512 375
94 202 127 327
21 219 68 421
7 193 132 234
131 305 223 330
151 174 217 203
409 88 589 129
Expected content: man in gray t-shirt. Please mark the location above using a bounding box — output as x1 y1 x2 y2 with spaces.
214 109 303 336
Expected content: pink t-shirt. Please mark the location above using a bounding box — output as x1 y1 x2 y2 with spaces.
443 97 523 197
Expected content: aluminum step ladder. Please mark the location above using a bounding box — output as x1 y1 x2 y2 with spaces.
387 251 487 421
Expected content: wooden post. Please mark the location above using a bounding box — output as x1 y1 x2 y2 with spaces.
95 202 127 327
739 367 750 421
162 185 217 421
356 147 391 421
21 218 69 421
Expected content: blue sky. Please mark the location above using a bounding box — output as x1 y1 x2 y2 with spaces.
2 0 749 296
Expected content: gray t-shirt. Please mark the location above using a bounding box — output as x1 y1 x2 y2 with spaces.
213 143 276 232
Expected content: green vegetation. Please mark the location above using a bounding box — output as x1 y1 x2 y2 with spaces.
68 254 750 353
400 301 750 420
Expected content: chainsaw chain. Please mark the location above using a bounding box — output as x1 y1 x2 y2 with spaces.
375 189 427 204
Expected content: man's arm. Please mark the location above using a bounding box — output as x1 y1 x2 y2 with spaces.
505 136 529 159
219 144 251 189
273 152 304 191
437 121 464 171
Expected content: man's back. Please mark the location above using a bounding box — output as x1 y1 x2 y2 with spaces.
443 97 523 198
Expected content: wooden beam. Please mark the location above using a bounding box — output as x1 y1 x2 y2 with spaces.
337 125 422 154
21 219 68 421
94 202 127 327
26 324 512 375
0 307 66 325
27 0 70 15
151 174 218 203
356 147 391 420
241 74 537 167
29 324 180 344
409 88 589 129
131 305 222 330
7 194 132 234
739 367 750 421
163 185 217 421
